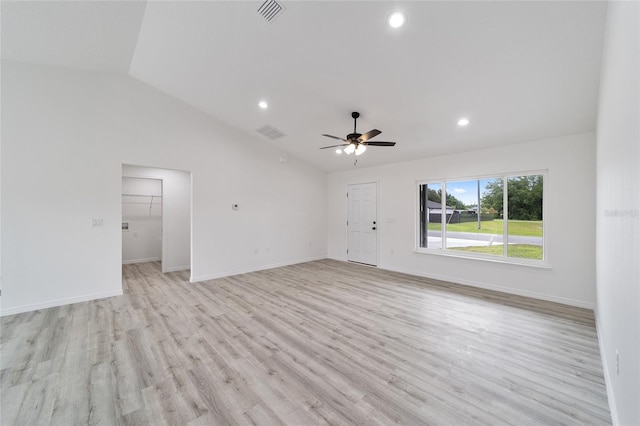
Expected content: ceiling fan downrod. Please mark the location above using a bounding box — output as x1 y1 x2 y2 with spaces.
352 111 359 134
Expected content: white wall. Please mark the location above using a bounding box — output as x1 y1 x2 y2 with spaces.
122 167 191 272
328 133 596 308
1 61 327 316
595 1 640 424
121 177 163 265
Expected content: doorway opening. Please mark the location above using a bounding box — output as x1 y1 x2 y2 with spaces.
122 164 191 276
122 177 163 266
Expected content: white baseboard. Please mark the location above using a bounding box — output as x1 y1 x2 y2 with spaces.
164 265 190 273
122 259 188 272
595 306 619 425
190 255 327 283
0 289 123 317
372 262 594 309
122 257 161 265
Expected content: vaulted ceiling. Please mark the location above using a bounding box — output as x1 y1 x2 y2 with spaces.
1 1 607 172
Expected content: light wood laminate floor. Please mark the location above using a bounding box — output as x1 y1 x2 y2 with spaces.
1 260 610 425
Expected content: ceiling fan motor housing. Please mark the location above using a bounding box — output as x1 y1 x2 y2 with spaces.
347 133 362 141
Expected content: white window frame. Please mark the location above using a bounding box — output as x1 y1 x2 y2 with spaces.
415 170 549 268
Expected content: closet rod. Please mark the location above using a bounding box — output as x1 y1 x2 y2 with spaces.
122 194 161 216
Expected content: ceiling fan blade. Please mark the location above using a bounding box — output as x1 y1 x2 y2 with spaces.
319 143 349 149
322 134 347 141
357 129 381 142
363 141 396 147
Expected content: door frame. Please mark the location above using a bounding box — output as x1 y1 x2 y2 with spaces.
346 180 379 266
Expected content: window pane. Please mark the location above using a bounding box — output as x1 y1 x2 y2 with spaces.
419 183 442 249
507 175 543 260
445 180 476 250
446 179 505 256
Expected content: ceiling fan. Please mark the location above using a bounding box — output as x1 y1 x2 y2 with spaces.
319 112 396 163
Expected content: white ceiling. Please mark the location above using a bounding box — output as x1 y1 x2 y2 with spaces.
1 1 607 172
1 1 147 73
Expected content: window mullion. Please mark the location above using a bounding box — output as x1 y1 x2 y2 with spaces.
442 182 447 249
503 176 508 257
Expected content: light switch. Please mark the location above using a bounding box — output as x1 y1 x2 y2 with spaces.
92 218 104 228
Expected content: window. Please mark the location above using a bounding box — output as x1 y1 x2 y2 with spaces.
418 172 545 264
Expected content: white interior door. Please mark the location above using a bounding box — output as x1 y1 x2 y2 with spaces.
347 182 377 266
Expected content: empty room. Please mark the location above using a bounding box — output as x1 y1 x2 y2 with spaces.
1 1 638 425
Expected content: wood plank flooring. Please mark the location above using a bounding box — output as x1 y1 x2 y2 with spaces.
1 259 611 425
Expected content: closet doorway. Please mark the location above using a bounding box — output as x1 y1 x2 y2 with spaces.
122 164 191 274
122 177 163 266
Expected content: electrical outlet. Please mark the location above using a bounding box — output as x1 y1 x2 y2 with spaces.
616 349 620 375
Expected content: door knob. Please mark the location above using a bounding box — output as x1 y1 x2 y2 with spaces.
372 226 377 230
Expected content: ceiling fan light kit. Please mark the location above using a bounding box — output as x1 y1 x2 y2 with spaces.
319 111 396 165
343 143 366 156
343 144 355 155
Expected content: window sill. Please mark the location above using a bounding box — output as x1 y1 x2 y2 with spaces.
413 248 552 269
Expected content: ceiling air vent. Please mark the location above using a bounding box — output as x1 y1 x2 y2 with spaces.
257 124 286 140
258 0 285 22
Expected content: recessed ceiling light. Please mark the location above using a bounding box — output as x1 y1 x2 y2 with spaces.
388 12 406 28
258 100 269 109
457 118 470 127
